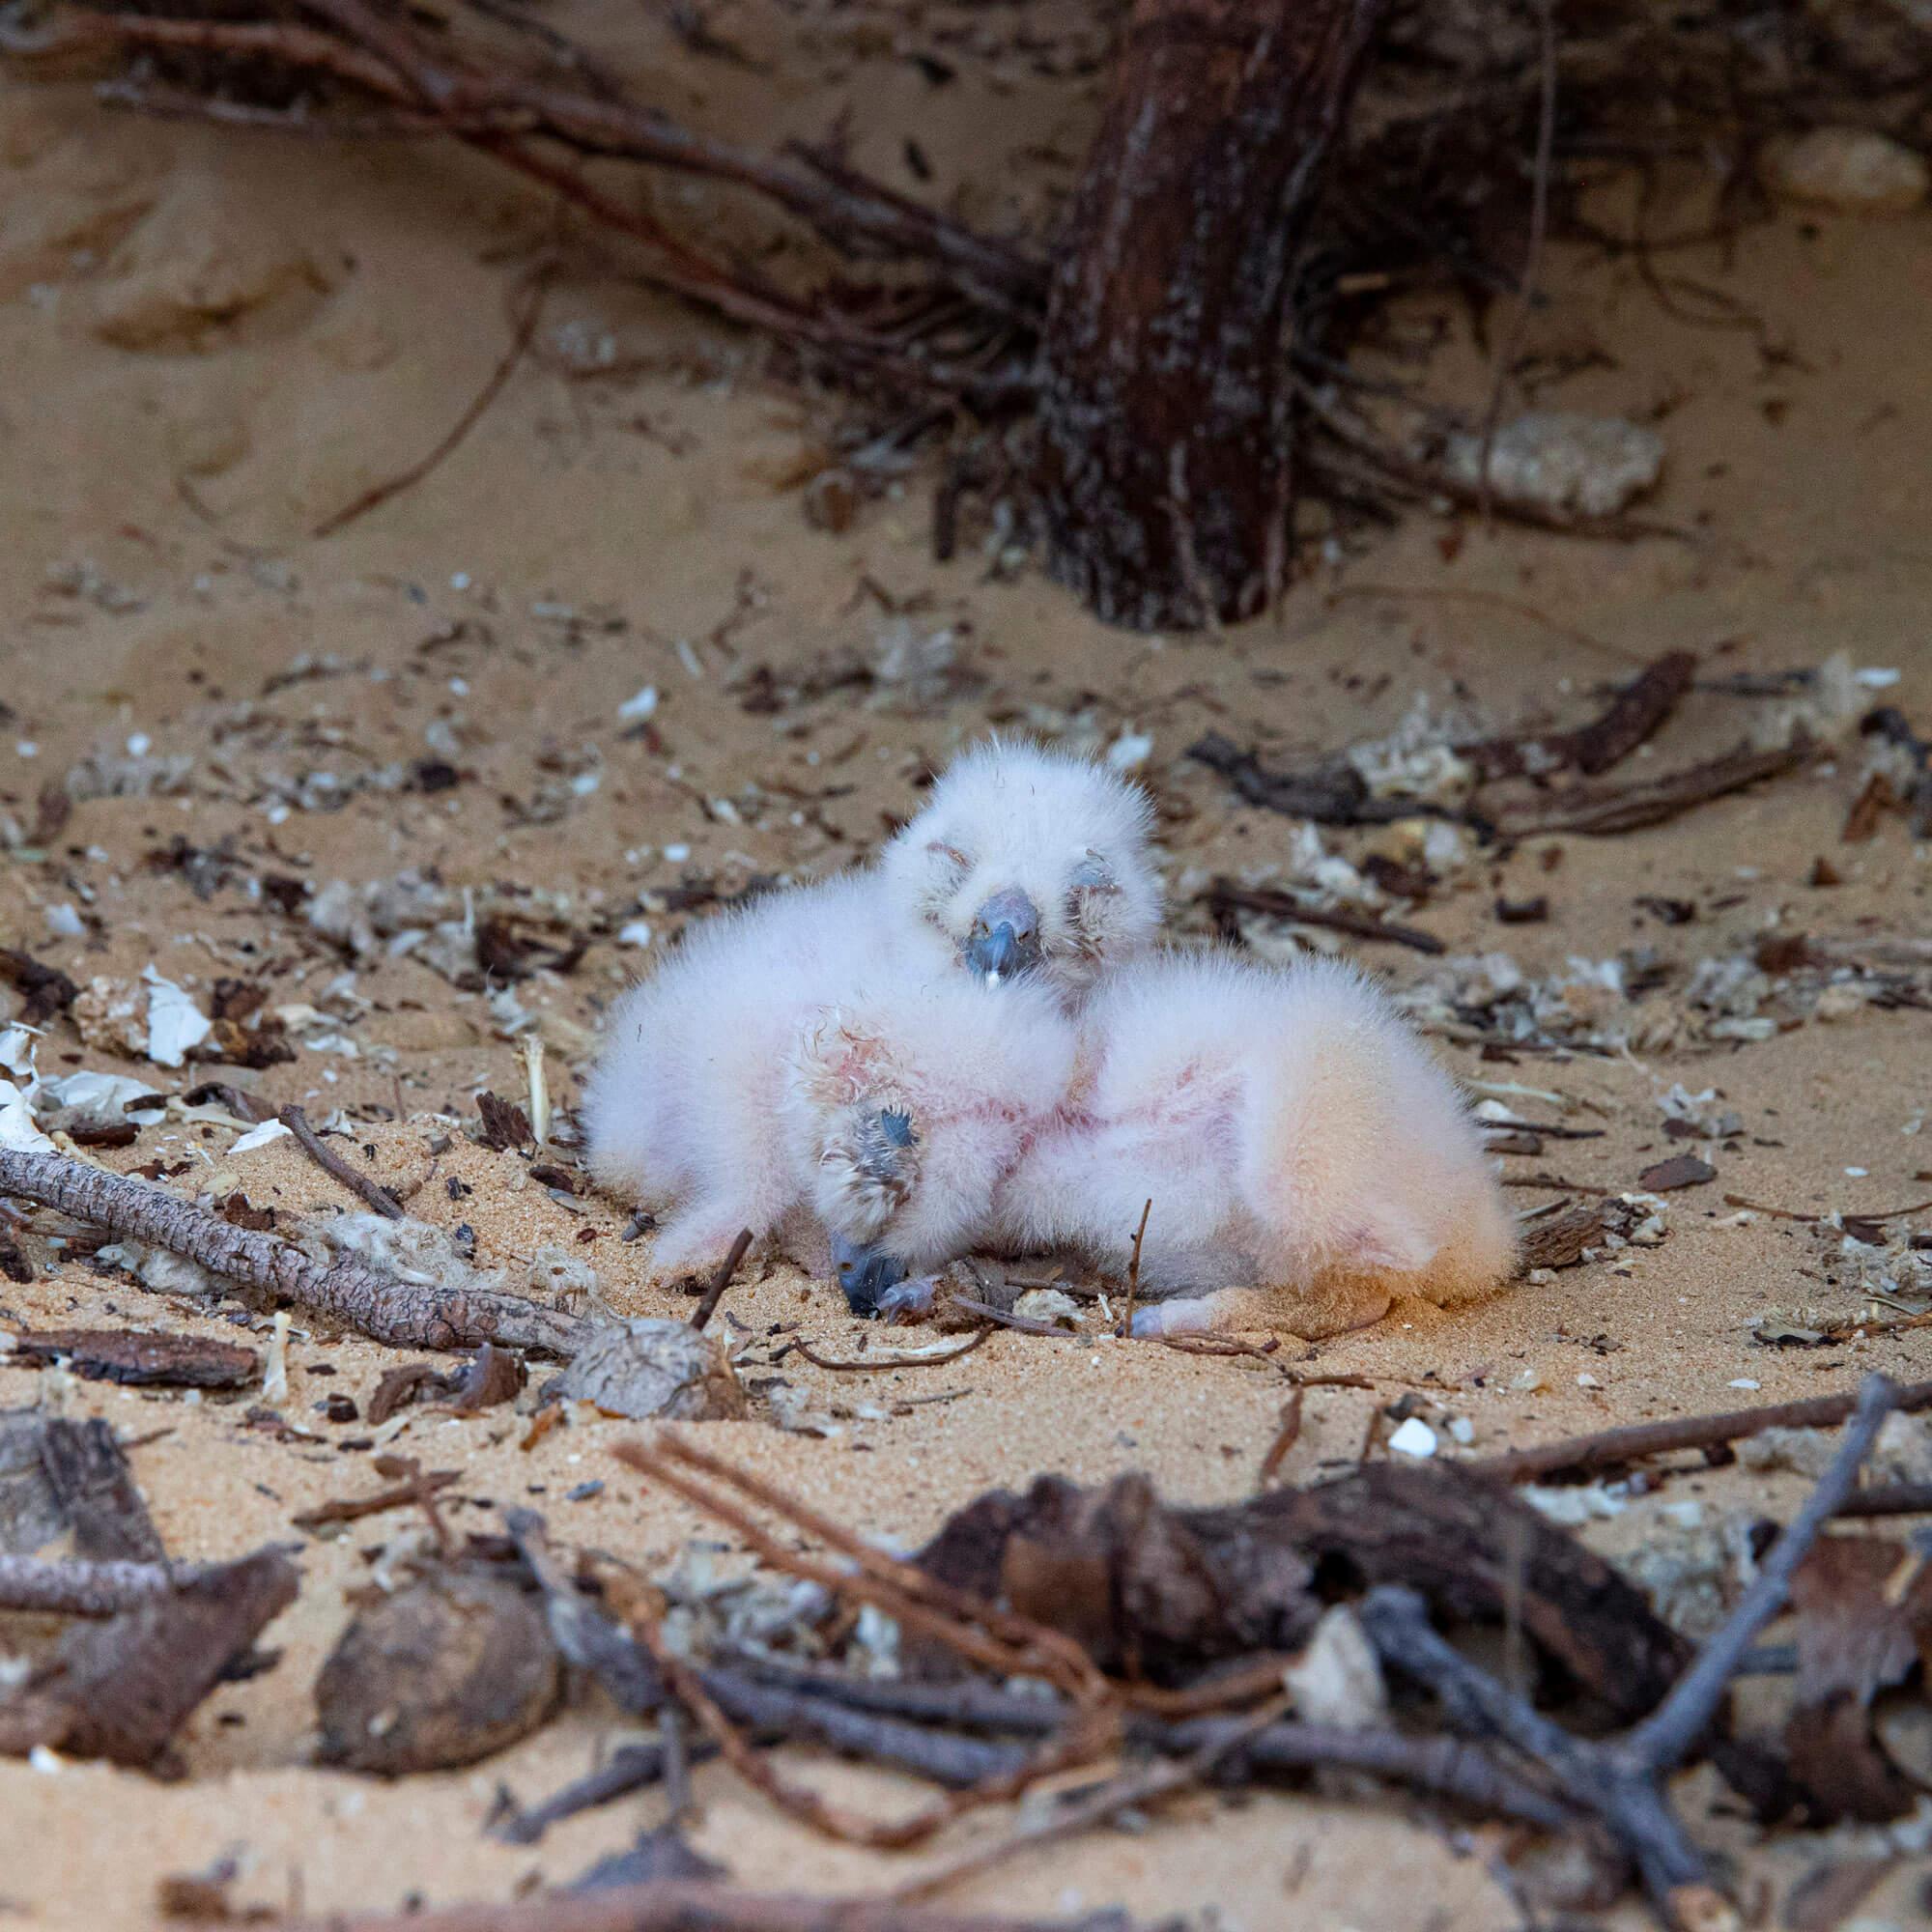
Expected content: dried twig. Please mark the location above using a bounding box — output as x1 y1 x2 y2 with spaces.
0 1551 226 1617
0 1149 587 1356
279 1105 405 1218
1469 1375 1932 1484
1257 1389 1307 1489
947 1297 1070 1338
312 265 551 538
274 1884 1143 1932
791 1328 991 1373
890 1699 1290 1902
1496 734 1814 838
1120 1198 1152 1337
1203 879 1446 954
1467 650 1698 781
292 1465 458 1532
688 1228 754 1333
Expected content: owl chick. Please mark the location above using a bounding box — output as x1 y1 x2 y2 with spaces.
998 951 1520 1336
582 739 1155 1301
803 950 1517 1337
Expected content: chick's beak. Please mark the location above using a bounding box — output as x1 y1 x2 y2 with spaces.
964 887 1042 982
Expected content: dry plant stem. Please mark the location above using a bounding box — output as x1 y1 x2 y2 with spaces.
792 1328 991 1372
605 1573 1081 1851
1497 735 1815 838
1202 880 1446 954
277 1883 1133 1932
733 1659 1577 1833
0 1149 588 1357
1365 1375 1899 1920
278 1105 405 1217
891 1698 1289 1903
1121 1197 1151 1336
688 1227 754 1332
947 1297 1067 1337
0 1551 223 1616
1257 1388 1306 1488
310 265 550 538
1470 1374 1932 1483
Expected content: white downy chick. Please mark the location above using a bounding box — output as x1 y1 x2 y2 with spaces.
877 738 1162 1002
996 951 1519 1336
583 740 1158 1299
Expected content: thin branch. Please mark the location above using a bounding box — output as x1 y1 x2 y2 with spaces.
688 1227 754 1333
275 1882 1136 1932
1120 1198 1152 1336
0 1551 226 1616
312 265 552 538
278 1104 405 1217
0 1149 587 1356
1467 1374 1932 1484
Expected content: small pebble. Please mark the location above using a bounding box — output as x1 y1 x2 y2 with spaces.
1388 1416 1438 1459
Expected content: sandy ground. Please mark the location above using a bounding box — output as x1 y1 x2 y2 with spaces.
2 6 1932 1926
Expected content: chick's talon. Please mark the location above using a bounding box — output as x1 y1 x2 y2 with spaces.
876 1275 940 1322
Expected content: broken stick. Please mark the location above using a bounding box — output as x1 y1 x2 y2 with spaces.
279 1104 405 1218
1469 1374 1932 1484
0 1149 587 1356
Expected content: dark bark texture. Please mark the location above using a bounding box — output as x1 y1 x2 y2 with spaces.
1037 0 1390 630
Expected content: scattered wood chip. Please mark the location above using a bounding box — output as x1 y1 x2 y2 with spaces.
1779 1536 1932 1823
5 1326 260 1389
316 1564 561 1775
1517 1201 1609 1270
477 1092 534 1151
1637 1153 1717 1192
293 1462 459 1532
0 1410 166 1560
366 1345 526 1426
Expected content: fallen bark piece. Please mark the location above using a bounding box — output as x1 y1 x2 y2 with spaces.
0 1410 167 1561
1231 1463 1690 1724
0 1148 588 1356
1636 1154 1717 1194
1518 1201 1612 1271
1777 1536 1932 1823
915 1463 1687 1724
914 1470 1318 1684
316 1566 561 1775
546 1320 749 1422
366 1345 526 1425
0 1546 298 1766
4 1325 260 1389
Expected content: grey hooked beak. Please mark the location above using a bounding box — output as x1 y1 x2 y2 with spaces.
831 1234 906 1318
964 887 1042 982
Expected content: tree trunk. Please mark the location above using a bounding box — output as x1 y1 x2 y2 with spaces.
1037 0 1390 631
